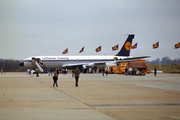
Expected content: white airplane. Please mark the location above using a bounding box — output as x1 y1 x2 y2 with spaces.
19 35 150 72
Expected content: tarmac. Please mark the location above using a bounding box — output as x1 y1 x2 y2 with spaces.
0 72 180 120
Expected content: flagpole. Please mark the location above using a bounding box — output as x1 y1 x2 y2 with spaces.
159 42 161 69
159 58 161 69
153 42 161 69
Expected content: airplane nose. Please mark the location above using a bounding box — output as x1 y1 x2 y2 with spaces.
19 62 24 67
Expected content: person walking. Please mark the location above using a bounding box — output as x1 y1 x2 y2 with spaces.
50 68 53 76
52 72 58 87
56 68 59 75
102 67 105 76
47 68 50 76
154 67 157 76
105 67 108 76
72 67 81 87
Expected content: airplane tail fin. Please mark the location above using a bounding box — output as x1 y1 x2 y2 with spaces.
115 34 134 56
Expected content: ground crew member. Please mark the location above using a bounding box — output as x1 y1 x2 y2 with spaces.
102 67 105 76
52 72 58 87
154 67 157 76
72 67 81 87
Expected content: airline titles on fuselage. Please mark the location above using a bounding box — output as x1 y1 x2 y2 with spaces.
42 57 69 60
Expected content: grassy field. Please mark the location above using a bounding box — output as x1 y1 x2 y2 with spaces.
147 64 180 73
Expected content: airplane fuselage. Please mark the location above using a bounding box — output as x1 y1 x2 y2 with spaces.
22 55 126 69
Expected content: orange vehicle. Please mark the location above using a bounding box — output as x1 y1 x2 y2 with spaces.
108 60 148 75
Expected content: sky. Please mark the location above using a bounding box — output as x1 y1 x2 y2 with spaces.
0 0 180 60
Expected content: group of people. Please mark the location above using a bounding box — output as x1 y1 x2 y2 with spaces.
124 67 145 76
37 66 158 88
52 67 81 87
47 68 68 76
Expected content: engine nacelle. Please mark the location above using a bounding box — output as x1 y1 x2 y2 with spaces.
82 65 87 69
106 62 117 66
24 62 34 68
87 63 95 67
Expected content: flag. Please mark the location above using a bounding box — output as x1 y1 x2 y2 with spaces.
79 47 84 53
112 44 119 51
131 43 138 49
153 42 159 49
96 46 101 52
174 42 180 49
62 48 68 54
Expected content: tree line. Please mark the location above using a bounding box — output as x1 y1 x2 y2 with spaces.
0 59 26 72
146 57 180 64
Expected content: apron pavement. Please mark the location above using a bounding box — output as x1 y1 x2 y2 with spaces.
0 73 180 120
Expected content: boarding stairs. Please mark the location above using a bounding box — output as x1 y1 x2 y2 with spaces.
32 58 44 72
34 61 44 72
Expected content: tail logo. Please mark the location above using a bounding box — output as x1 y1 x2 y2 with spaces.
125 42 131 51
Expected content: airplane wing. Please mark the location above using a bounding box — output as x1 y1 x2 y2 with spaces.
62 62 106 69
115 56 150 64
61 56 150 69
62 63 85 68
119 56 150 60
62 62 111 69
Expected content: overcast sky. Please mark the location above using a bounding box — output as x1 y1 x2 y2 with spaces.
0 0 180 60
